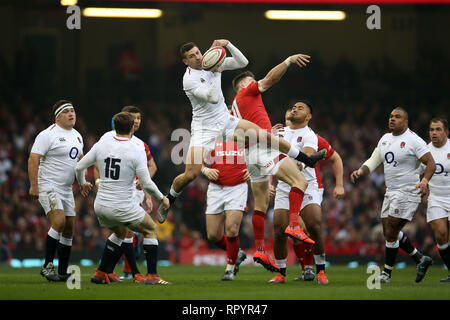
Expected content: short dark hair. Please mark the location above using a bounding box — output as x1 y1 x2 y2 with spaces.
180 42 198 59
232 71 255 93
121 105 142 115
113 112 134 135
296 99 313 114
52 99 72 115
393 107 408 119
430 117 448 130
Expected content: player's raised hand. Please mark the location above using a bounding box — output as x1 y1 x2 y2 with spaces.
80 182 93 197
29 185 39 199
211 39 229 48
350 168 364 183
288 54 311 68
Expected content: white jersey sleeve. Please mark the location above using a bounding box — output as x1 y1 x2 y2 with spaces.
31 130 51 156
411 134 430 160
428 140 450 198
75 142 98 185
221 42 249 71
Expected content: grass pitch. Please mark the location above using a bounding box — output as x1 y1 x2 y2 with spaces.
0 264 449 300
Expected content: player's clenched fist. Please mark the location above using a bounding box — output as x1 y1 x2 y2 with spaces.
29 185 39 199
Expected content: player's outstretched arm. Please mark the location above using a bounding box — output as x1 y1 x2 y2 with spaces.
213 39 248 71
258 54 310 92
350 147 382 183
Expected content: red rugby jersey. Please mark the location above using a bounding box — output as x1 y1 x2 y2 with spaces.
231 81 272 132
144 142 153 161
315 134 335 189
209 139 247 186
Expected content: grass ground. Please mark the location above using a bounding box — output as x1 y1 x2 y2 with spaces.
0 264 449 300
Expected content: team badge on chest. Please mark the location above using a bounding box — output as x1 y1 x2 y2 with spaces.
400 141 406 148
447 153 450 159
297 136 303 142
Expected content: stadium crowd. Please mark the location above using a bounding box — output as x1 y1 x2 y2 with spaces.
0 48 448 266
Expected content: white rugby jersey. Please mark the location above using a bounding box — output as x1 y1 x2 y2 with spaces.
183 43 248 127
77 134 162 209
277 125 318 193
376 128 429 191
427 139 450 198
31 123 83 194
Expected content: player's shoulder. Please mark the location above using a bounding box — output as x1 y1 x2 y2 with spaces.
406 128 426 144
99 130 115 141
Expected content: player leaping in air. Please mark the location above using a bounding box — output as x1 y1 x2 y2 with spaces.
157 39 325 243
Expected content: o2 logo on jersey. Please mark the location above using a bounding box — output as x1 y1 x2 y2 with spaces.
435 163 448 176
384 152 398 167
69 147 79 159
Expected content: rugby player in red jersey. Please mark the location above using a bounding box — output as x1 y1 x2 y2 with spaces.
201 139 249 280
230 55 325 273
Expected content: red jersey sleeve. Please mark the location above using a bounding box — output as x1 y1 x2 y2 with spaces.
317 135 335 160
243 81 261 96
144 142 153 161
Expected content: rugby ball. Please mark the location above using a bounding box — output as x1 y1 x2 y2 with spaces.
201 46 226 71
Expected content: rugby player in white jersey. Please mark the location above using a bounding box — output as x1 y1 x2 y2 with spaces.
351 107 436 283
157 39 325 224
270 101 330 284
424 118 450 282
75 112 171 284
96 106 159 282
28 100 90 282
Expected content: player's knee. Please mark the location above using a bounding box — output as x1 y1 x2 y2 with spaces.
51 215 66 232
207 233 221 243
225 224 239 238
273 219 287 237
435 229 448 245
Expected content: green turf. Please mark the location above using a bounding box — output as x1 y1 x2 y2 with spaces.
0 264 448 300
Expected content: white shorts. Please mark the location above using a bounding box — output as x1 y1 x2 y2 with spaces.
133 189 145 206
427 195 450 223
38 189 76 217
189 114 239 151
381 190 420 221
245 146 287 183
205 182 248 214
94 201 146 229
274 184 323 211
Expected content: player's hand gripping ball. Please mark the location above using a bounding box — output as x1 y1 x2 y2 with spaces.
201 46 226 71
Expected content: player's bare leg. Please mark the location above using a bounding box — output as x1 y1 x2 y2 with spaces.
157 146 206 223
275 159 314 244
234 119 325 167
250 180 280 273
207 211 244 280
41 209 65 281
429 218 450 282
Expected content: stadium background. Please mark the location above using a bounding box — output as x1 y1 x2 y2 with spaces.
0 0 449 268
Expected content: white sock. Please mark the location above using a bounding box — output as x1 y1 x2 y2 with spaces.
48 227 61 241
169 186 181 197
314 254 326 265
108 233 123 247
59 236 72 246
143 238 158 246
226 264 235 272
275 259 287 269
123 237 134 244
